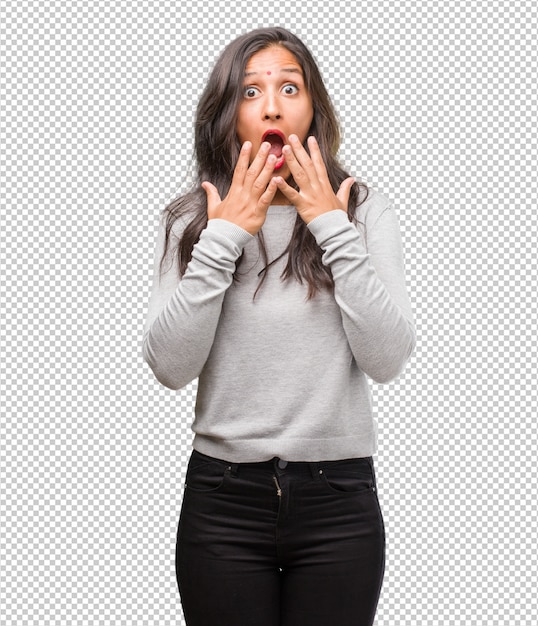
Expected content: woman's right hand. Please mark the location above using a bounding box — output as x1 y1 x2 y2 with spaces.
202 141 278 235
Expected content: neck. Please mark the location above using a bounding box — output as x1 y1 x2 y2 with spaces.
272 189 291 205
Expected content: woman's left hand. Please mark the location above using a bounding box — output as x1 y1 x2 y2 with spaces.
273 135 355 224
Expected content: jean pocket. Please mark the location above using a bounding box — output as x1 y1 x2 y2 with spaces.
320 458 375 495
185 454 229 493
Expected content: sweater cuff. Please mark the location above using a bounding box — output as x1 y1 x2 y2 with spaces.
205 218 254 248
307 210 354 243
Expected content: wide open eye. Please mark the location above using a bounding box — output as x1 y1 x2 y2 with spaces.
244 86 260 98
282 84 299 95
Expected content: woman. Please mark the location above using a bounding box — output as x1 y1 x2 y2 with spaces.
143 27 415 626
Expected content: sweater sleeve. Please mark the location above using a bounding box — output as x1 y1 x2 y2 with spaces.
142 216 253 389
307 196 416 384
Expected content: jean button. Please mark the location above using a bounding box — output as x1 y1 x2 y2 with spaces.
277 459 288 469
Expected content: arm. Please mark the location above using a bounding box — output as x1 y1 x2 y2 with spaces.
142 216 253 389
308 197 416 383
143 141 281 389
274 135 415 383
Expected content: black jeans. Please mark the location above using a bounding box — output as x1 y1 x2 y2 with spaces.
176 450 385 626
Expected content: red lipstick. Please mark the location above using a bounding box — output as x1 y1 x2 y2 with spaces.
262 129 286 169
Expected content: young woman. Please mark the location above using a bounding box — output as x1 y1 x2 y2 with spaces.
143 27 415 626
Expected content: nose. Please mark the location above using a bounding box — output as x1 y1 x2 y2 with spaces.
263 92 281 120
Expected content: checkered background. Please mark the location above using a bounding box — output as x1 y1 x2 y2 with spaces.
1 0 537 624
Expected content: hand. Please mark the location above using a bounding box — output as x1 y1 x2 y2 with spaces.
202 141 279 235
273 135 355 224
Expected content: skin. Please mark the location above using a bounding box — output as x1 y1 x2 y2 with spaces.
236 45 314 184
202 45 355 235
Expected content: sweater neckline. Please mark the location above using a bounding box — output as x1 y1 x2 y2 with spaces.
267 205 295 215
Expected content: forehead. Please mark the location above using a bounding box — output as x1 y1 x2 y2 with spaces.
244 46 303 76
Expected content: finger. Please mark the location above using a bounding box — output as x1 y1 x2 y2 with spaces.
336 177 356 209
307 136 331 183
201 181 222 213
273 176 301 203
244 142 272 185
257 177 279 210
287 134 319 181
252 154 278 194
282 143 309 187
231 141 253 185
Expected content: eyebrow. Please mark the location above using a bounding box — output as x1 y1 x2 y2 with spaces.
243 68 303 78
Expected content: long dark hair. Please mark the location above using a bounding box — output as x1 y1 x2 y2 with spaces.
161 27 368 298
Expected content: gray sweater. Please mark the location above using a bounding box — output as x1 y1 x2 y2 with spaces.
143 190 415 462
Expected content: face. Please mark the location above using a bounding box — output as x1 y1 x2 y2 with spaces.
236 45 314 183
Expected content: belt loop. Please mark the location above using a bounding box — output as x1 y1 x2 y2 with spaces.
368 457 377 489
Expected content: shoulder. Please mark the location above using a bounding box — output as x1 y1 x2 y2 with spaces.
354 188 394 230
159 203 199 241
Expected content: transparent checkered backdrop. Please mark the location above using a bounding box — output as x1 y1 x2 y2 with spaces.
1 0 537 624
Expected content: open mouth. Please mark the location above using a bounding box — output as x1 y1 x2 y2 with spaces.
262 129 286 169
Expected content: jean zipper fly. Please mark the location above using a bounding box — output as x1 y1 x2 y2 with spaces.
272 475 282 497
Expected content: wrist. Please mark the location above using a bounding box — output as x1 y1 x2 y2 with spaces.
300 206 346 225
